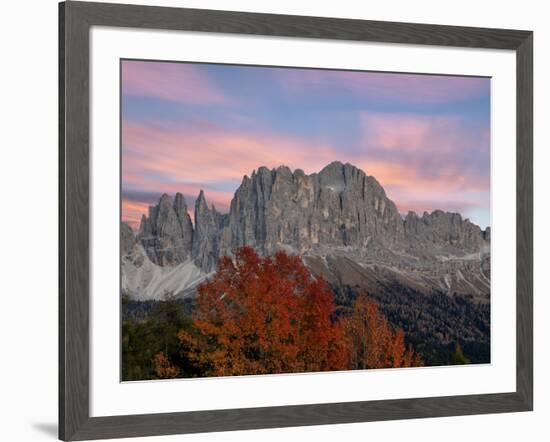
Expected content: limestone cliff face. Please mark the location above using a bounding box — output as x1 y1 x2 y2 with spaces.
192 191 229 271
130 161 490 277
404 210 488 256
224 162 405 258
137 192 193 266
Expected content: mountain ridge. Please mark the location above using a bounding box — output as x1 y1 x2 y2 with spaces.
121 161 491 364
128 161 489 272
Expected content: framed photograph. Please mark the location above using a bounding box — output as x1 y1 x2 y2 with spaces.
59 1 533 440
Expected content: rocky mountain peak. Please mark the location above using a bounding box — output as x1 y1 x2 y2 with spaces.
129 162 489 273
193 190 228 271
403 209 486 254
137 192 193 266
196 189 207 206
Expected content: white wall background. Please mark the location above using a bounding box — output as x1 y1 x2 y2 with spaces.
0 0 547 441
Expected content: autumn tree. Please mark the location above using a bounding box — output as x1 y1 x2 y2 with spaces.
179 247 348 377
152 352 180 379
343 294 422 369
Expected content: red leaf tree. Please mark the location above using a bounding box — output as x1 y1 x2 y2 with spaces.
343 294 422 369
179 247 348 376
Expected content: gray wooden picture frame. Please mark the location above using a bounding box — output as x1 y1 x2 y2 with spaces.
59 1 533 440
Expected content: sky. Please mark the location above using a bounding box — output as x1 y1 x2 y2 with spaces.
121 60 491 230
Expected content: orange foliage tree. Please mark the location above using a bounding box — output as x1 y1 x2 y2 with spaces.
178 247 348 376
343 294 422 369
152 351 180 379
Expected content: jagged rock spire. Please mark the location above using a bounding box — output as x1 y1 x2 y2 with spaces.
137 192 193 265
192 190 228 271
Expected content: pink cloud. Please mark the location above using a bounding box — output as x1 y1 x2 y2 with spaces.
360 112 489 153
357 112 489 190
122 199 150 231
345 160 487 222
361 113 459 151
121 60 228 104
352 159 487 211
122 120 340 186
351 112 490 219
276 70 489 104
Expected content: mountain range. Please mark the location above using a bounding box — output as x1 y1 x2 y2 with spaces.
121 161 491 364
